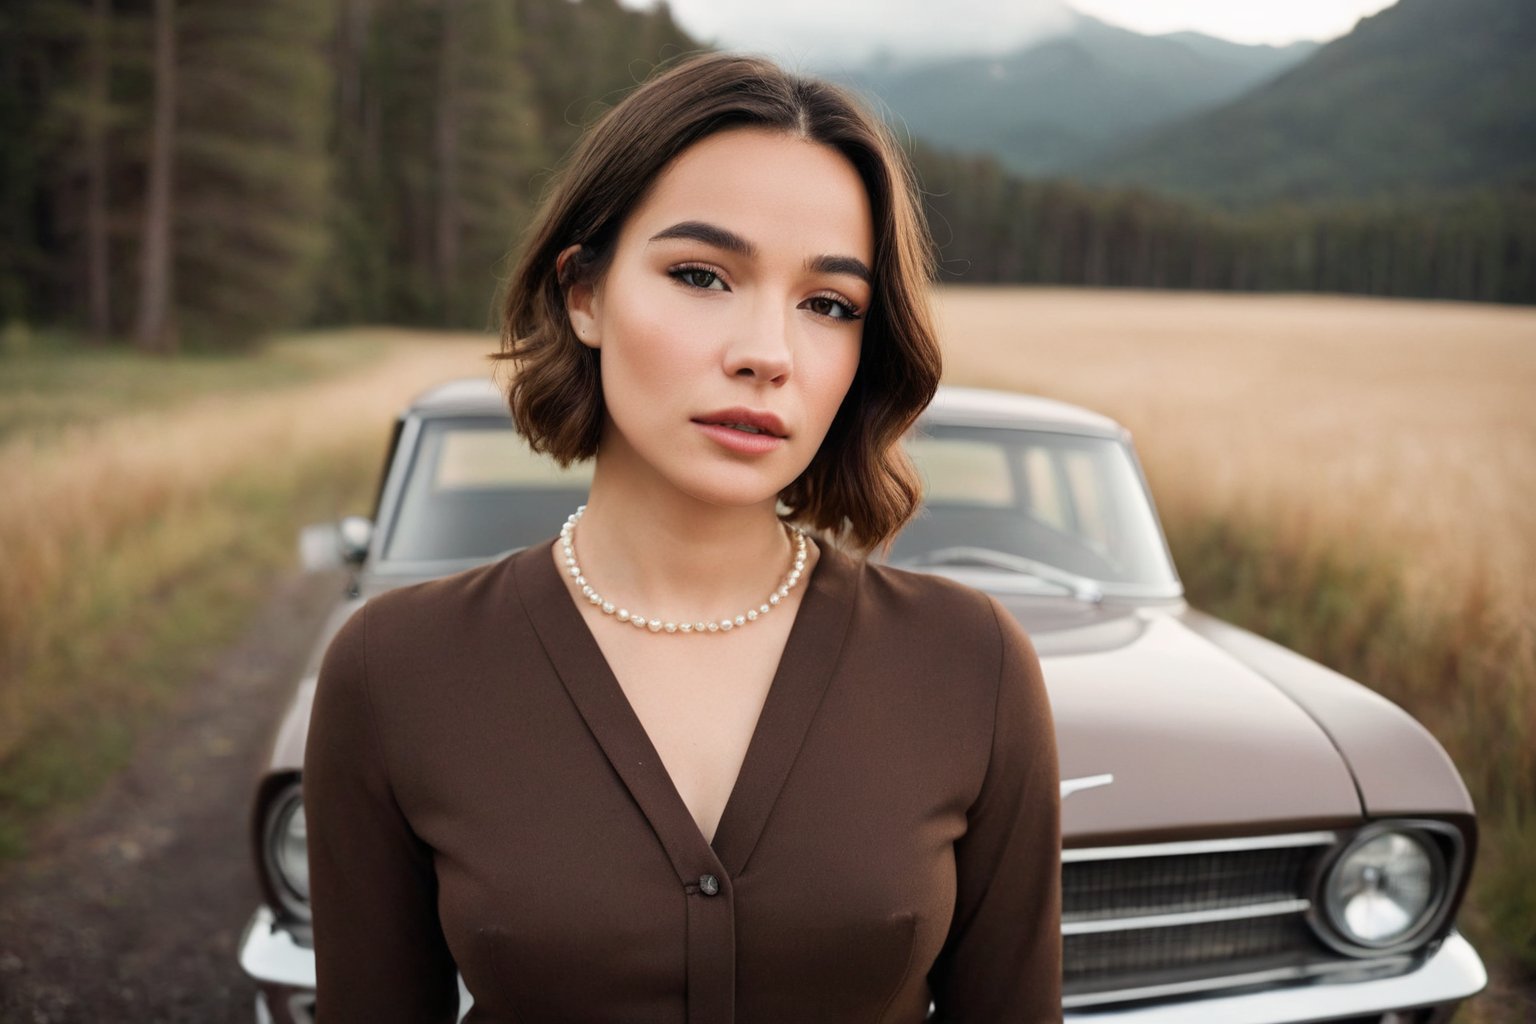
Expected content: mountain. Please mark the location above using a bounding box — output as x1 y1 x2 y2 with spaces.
835 13 1316 176
1081 0 1536 204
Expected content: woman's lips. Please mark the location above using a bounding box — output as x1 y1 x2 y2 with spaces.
693 421 787 454
692 407 788 438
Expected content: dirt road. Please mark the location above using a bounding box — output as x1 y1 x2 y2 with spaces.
0 569 344 1023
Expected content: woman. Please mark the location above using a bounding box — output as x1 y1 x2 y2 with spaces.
304 52 1061 1023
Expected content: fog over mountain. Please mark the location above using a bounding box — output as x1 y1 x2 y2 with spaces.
832 12 1317 176
639 0 1082 70
625 0 1534 208
624 1 1319 177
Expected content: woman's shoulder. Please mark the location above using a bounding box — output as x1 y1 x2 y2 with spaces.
847 549 1005 631
836 546 1041 680
368 549 521 622
329 544 539 668
834 549 1045 735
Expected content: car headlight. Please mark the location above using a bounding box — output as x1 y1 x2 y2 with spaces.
1314 824 1450 956
261 782 310 922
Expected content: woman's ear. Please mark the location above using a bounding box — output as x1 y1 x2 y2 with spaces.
557 244 601 349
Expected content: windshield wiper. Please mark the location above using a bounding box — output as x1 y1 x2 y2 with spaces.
895 546 1104 603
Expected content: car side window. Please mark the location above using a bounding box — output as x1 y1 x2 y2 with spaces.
384 420 592 563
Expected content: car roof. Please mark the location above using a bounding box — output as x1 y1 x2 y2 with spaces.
922 385 1123 436
407 378 1125 438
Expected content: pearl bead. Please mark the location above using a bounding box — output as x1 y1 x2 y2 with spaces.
560 505 810 638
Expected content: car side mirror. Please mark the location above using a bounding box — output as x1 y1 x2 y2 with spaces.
299 516 374 571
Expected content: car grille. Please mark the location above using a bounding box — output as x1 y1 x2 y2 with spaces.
1062 831 1373 1007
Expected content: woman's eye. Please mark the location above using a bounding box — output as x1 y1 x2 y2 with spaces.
803 295 862 321
671 266 726 291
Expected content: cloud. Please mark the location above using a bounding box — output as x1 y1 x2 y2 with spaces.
626 0 1078 71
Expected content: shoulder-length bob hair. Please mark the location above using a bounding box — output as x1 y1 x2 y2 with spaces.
495 51 942 555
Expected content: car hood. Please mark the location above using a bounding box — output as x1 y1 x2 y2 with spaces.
995 594 1365 846
268 575 1415 848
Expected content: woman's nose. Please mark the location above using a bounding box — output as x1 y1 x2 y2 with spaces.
722 297 793 383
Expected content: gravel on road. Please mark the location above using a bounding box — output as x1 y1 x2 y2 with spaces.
0 569 345 1024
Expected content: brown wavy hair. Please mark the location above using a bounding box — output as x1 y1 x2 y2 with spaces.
493 51 941 555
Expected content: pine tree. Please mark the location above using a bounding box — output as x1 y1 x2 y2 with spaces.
171 0 336 346
132 0 174 353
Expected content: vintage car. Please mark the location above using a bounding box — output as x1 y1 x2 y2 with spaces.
239 378 1486 1023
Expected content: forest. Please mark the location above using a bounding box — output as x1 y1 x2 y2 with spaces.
3 0 1532 353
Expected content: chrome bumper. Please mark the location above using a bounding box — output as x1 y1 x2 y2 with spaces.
240 906 474 1024
1063 931 1486 1023
240 906 1484 1024
240 905 314 990
240 906 317 1024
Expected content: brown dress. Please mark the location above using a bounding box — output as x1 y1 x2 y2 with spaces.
303 535 1061 1023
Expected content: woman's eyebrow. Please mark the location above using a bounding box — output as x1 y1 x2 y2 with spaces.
649 220 756 258
649 219 871 285
807 254 872 285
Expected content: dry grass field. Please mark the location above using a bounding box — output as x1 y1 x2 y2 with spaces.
936 286 1536 1017
934 286 1536 614
0 330 494 851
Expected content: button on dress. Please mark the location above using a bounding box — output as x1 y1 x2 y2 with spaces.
303 535 1062 1023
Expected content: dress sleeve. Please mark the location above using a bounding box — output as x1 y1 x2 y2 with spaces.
303 605 461 1023
928 595 1063 1022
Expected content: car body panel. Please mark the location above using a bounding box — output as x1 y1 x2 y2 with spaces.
1037 606 1366 843
1179 609 1475 820
243 379 1485 1022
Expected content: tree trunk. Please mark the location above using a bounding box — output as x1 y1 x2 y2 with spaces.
435 0 460 325
86 0 112 343
134 0 176 354
337 0 372 139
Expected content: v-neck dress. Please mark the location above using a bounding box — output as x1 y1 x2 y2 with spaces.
303 535 1061 1023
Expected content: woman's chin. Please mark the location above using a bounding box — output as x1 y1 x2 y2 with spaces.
668 469 800 513
595 440 809 512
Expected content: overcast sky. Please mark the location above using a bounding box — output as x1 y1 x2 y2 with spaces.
622 0 1400 68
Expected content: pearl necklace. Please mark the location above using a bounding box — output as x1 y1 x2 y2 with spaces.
559 504 808 635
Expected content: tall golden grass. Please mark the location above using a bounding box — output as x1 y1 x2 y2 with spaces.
935 285 1536 1016
1 330 492 848
934 287 1536 615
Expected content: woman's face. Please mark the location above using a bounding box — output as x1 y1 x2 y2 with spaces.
564 126 874 512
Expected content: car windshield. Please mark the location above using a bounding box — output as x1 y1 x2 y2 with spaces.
890 424 1178 593
381 418 1178 593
